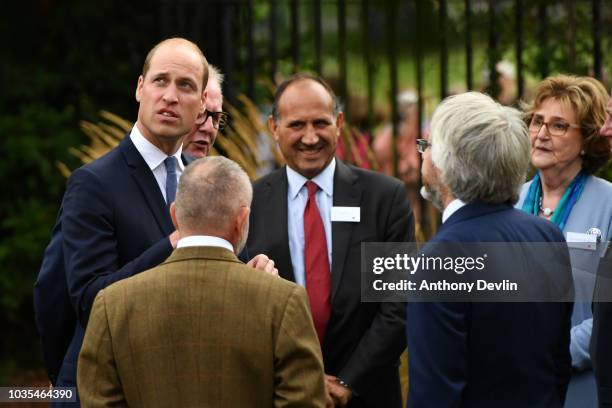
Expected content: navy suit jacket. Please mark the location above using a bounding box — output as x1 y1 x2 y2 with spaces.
246 160 415 408
34 136 192 396
34 207 74 385
407 202 573 408
592 243 612 407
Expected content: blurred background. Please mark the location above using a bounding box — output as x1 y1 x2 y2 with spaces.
2 0 612 397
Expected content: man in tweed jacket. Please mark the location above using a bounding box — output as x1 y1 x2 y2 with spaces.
77 156 326 408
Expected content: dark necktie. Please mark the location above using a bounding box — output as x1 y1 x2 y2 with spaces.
164 156 178 205
303 180 331 343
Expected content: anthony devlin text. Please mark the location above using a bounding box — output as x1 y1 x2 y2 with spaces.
373 279 518 292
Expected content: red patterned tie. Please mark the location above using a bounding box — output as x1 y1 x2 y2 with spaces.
304 181 332 344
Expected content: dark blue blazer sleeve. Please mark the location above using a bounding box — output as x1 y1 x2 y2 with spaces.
62 167 173 324
33 207 75 385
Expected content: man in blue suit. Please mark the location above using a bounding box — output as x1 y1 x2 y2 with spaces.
407 92 573 407
33 55 237 388
592 97 612 408
35 38 209 404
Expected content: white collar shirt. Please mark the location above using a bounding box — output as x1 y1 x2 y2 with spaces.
130 124 185 203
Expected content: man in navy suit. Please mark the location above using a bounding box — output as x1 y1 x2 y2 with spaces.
33 58 240 388
592 97 612 408
406 92 573 407
48 38 209 403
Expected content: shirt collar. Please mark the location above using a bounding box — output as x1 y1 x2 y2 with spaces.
442 198 466 224
286 158 336 199
130 123 185 171
177 235 234 252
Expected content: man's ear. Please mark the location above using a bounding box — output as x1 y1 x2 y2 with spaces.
268 115 279 142
335 111 345 136
135 75 144 102
170 202 179 230
236 206 250 234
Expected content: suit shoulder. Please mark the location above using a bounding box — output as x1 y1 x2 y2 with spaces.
435 206 565 243
252 167 285 191
236 263 304 295
69 144 123 182
586 176 612 196
346 164 404 189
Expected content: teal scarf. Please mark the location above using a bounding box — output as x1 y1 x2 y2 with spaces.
521 170 588 231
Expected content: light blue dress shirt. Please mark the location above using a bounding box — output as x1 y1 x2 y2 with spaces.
286 159 335 287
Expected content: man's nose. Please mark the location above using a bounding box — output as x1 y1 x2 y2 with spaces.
162 84 179 103
198 114 215 132
301 124 319 144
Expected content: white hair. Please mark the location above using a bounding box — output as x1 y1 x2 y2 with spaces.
207 64 224 105
429 92 530 204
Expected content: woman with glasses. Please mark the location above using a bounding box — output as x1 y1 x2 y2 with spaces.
517 75 612 407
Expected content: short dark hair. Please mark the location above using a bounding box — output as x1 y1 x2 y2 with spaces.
271 73 341 122
142 37 209 92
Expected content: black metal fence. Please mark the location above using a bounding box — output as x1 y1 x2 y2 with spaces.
160 0 609 126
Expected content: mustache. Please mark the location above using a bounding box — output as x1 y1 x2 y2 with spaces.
295 141 327 151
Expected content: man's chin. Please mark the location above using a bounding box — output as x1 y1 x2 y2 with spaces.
184 146 208 159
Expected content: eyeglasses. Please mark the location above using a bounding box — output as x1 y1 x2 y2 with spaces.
195 110 230 131
528 116 580 137
416 138 431 154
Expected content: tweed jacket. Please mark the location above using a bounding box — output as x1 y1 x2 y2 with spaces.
77 246 326 408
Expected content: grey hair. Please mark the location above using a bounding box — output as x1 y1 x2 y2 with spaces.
175 156 252 232
207 64 224 105
430 92 530 204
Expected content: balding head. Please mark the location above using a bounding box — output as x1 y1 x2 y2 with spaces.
171 156 252 253
143 38 209 91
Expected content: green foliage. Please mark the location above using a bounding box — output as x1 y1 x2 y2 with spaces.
0 105 79 311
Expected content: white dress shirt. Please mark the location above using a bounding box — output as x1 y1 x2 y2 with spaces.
286 159 335 287
130 123 185 203
442 198 466 224
177 235 234 252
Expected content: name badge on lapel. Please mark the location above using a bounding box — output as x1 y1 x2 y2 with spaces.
331 206 360 222
566 231 598 251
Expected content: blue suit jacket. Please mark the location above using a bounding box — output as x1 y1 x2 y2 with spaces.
407 202 573 408
34 207 74 385
33 136 192 399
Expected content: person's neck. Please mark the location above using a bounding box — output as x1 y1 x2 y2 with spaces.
539 163 582 198
441 194 457 212
136 122 182 156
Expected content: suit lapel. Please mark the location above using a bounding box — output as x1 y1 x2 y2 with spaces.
331 161 362 299
263 169 295 282
120 136 174 236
